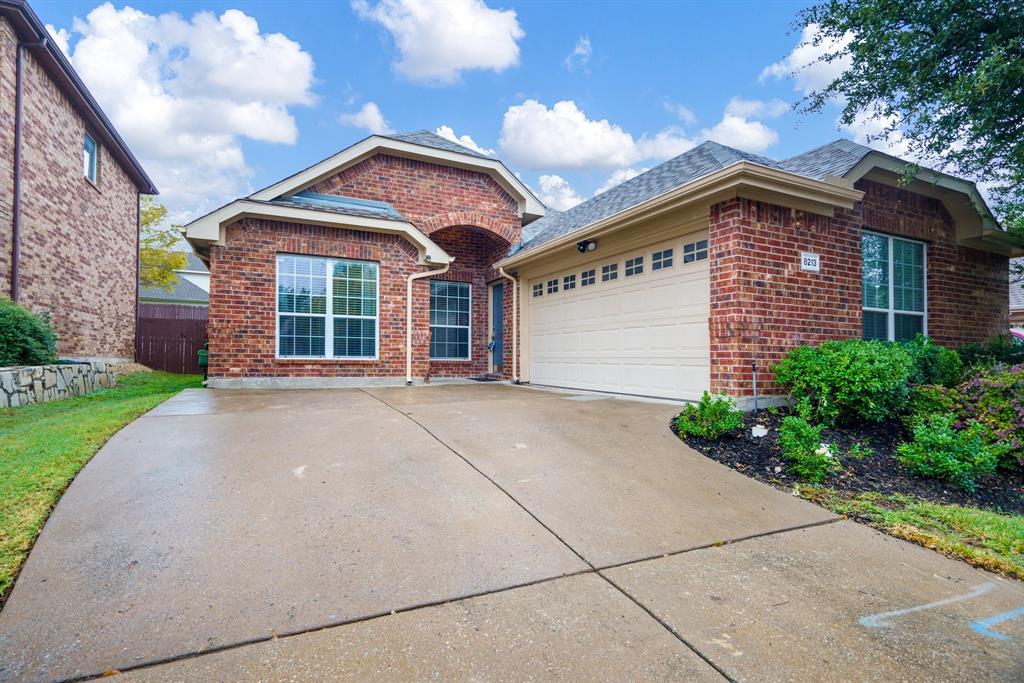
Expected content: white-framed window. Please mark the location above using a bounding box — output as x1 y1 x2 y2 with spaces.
276 254 379 359
601 263 618 281
625 256 644 276
430 280 471 360
547 278 559 294
683 239 708 263
83 132 98 183
652 248 673 270
862 231 926 341
532 283 543 297
563 273 577 290
581 268 596 286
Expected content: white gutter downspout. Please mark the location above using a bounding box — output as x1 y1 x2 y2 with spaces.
497 266 519 383
406 262 450 385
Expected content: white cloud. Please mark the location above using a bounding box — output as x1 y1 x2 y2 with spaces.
724 97 789 119
435 125 494 155
664 101 697 126
537 174 583 211
760 23 853 96
338 102 395 134
594 167 647 196
840 107 913 159
700 114 779 153
564 35 592 72
499 99 696 170
57 2 315 220
45 24 71 55
352 0 524 84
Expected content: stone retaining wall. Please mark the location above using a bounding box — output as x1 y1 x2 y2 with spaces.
0 362 116 408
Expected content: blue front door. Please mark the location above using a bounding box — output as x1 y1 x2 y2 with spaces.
491 283 504 369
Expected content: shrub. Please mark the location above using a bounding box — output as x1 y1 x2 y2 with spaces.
897 414 1003 491
778 415 836 482
957 334 1024 369
0 298 57 366
957 364 1024 469
675 392 744 439
900 335 963 387
772 340 914 425
903 384 957 429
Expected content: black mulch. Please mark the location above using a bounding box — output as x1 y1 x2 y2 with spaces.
671 409 1024 516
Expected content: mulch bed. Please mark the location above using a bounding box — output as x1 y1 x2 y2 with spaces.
671 409 1024 516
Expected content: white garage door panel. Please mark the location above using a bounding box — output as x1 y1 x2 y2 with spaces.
529 258 710 401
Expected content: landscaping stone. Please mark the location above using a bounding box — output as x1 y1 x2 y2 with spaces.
0 362 116 408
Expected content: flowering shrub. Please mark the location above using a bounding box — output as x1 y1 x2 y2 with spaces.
956 364 1024 469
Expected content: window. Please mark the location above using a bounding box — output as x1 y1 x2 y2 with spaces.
532 283 543 297
581 269 596 286
430 280 471 360
862 231 926 341
652 249 673 270
601 263 618 281
83 132 98 183
547 278 559 294
625 256 644 276
563 274 577 290
277 255 378 359
683 239 708 263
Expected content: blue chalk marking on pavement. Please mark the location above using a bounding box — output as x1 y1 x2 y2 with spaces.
859 582 994 628
970 607 1024 641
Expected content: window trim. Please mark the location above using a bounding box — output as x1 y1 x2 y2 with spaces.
861 230 928 341
83 132 98 184
274 254 380 361
429 280 473 361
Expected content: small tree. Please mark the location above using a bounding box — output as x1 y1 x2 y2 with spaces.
140 196 187 291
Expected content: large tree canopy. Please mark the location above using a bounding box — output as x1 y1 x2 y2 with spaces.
794 0 1024 234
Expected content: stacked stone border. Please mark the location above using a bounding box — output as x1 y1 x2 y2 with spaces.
0 362 116 408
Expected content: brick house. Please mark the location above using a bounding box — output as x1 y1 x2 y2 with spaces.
184 131 1021 404
1011 259 1023 326
0 0 157 361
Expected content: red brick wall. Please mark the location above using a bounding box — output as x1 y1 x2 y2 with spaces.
208 218 432 379
0 19 139 359
709 179 1010 398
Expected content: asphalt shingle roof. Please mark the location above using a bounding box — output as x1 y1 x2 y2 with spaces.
382 130 489 158
516 141 781 254
778 139 874 180
264 191 407 222
139 275 208 304
180 252 208 273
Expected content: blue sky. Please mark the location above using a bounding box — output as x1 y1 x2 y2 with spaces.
35 0 867 219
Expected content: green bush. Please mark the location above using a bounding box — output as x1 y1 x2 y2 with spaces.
778 415 836 482
902 384 957 429
957 334 1024 369
675 392 744 439
772 340 914 425
900 335 963 387
897 414 1004 491
957 364 1024 469
0 298 57 367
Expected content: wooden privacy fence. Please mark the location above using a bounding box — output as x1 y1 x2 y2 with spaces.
137 303 208 374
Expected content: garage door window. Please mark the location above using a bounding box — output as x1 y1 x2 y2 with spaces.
430 280 471 360
277 254 378 359
532 283 543 297
862 231 926 341
601 263 618 281
563 274 577 290
581 269 596 286
683 239 708 263
547 279 559 294
625 256 644 276
652 249 673 270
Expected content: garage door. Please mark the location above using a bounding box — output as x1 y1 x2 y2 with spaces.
528 237 710 401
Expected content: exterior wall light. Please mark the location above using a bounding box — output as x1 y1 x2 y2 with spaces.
577 239 597 253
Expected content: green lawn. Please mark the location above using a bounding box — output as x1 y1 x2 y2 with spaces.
0 372 201 604
799 487 1024 580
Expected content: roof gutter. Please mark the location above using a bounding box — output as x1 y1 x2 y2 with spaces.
497 162 864 269
10 34 47 302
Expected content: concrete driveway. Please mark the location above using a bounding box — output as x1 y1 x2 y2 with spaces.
1 384 1021 682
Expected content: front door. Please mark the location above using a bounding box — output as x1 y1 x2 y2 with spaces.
491 283 504 371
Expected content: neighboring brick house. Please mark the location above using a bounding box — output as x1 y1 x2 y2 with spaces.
0 0 157 361
185 132 1021 404
1011 258 1023 326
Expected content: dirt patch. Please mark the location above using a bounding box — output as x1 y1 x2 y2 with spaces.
110 362 154 377
671 409 1024 515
